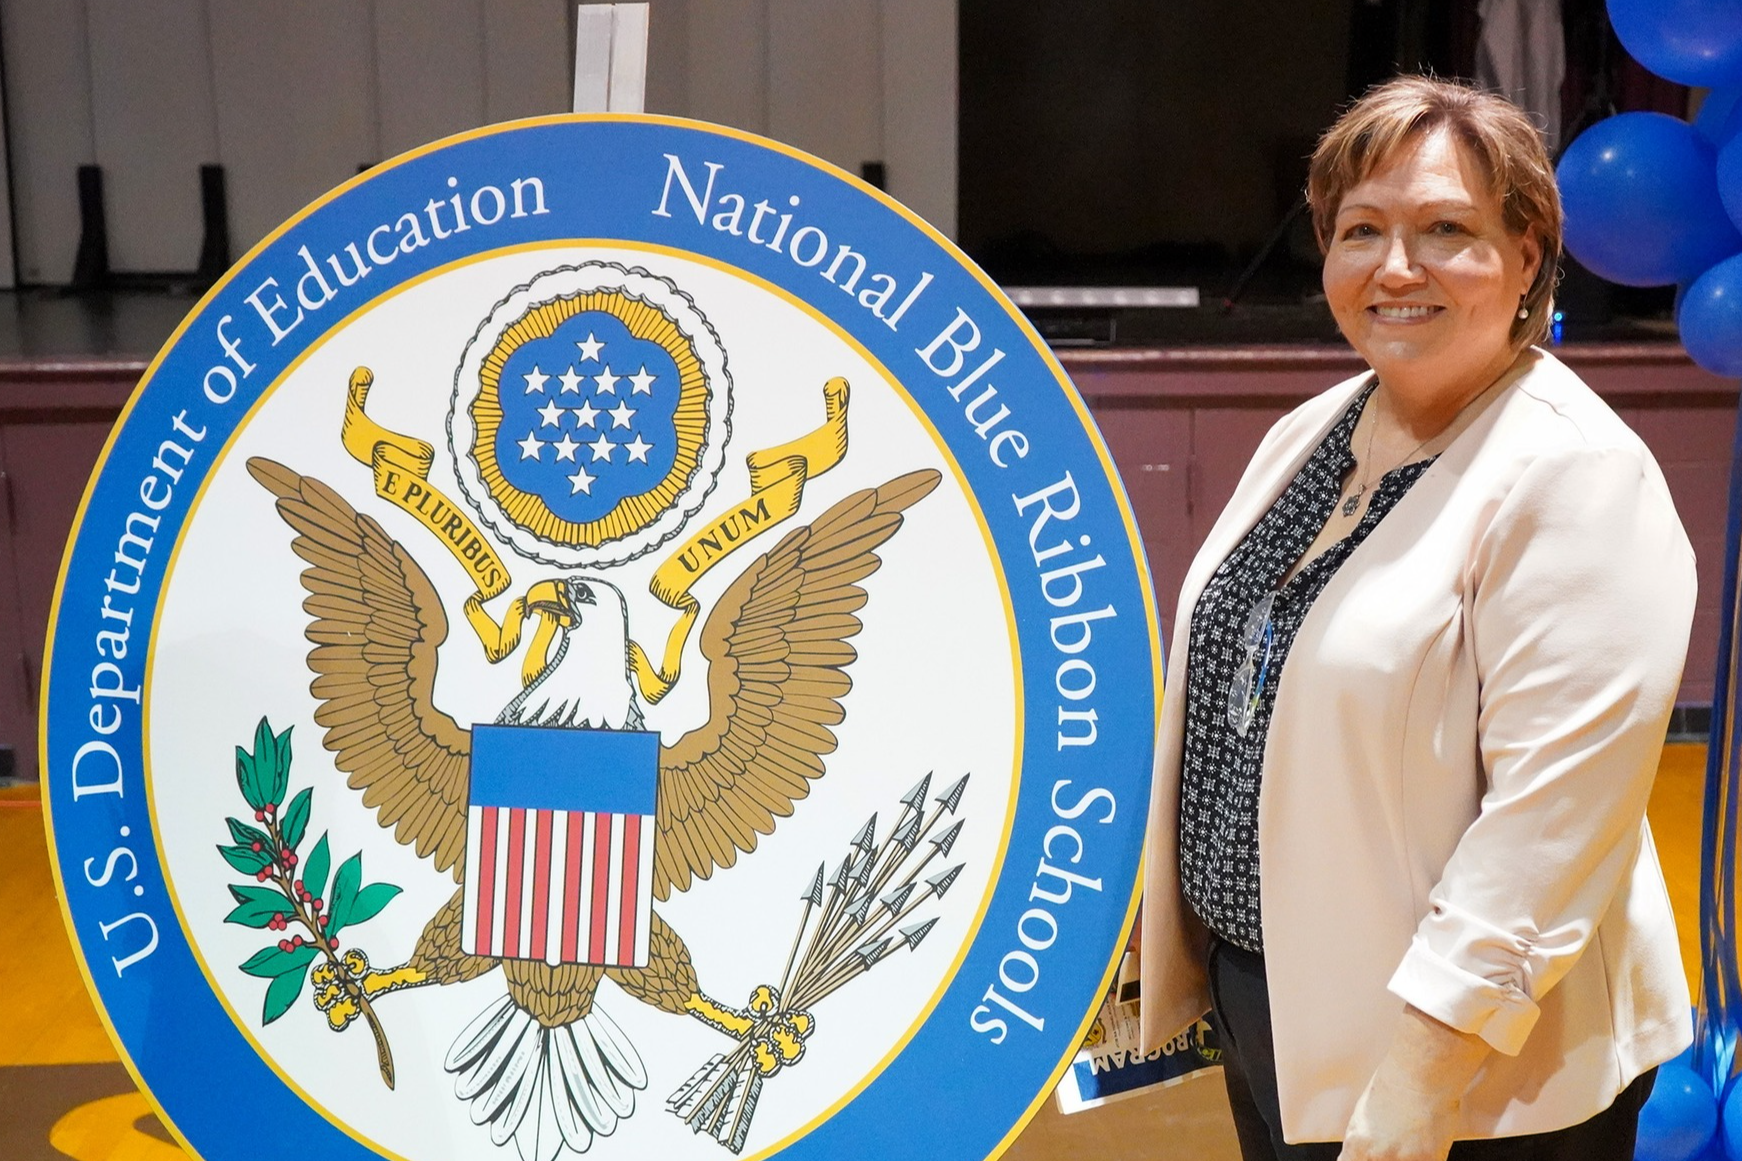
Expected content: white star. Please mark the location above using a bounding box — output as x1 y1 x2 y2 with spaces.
594 367 620 395
568 466 596 494
523 366 549 394
575 333 604 362
537 399 565 427
553 434 579 462
559 367 586 394
625 434 653 463
572 400 601 428
588 434 617 462
628 366 657 395
608 401 637 429
517 432 545 460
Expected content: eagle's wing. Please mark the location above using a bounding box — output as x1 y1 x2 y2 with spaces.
249 458 471 880
653 469 941 900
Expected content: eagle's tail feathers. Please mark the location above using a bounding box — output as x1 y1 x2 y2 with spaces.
544 1044 593 1154
494 1030 542 1145
552 1022 614 1130
585 1005 647 1091
449 994 517 1091
446 994 648 1159
518 1066 570 1161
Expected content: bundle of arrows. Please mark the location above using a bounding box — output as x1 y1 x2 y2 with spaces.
668 772 971 1151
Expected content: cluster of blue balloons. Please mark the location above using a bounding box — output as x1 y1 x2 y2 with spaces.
1558 0 1742 376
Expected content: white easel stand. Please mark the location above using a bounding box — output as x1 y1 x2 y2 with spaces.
573 4 649 114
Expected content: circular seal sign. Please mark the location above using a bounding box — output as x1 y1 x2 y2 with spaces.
44 116 1161 1161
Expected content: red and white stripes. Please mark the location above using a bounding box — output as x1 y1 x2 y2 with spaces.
460 805 655 967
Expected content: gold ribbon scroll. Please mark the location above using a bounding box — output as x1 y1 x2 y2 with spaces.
341 367 514 604
629 376 851 704
341 366 850 705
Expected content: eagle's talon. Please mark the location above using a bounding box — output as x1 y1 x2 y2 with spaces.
312 961 338 988
313 981 345 1012
342 948 370 976
324 995 360 1031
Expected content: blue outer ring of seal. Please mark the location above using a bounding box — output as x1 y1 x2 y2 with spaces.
41 115 1162 1161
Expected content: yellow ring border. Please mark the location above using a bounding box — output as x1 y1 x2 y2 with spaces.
143 237 1024 1161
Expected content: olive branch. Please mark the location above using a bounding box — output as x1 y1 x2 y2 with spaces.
215 717 404 1087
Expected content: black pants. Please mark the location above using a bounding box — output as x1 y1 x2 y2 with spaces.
1206 938 1657 1161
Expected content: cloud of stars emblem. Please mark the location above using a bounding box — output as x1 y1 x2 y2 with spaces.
491 310 683 520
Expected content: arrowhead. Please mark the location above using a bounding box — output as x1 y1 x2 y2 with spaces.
854 936 890 966
899 918 938 949
930 818 964 858
803 863 825 905
879 882 914 914
893 810 923 851
935 774 970 815
925 863 963 898
851 814 877 851
900 773 932 812
831 857 853 890
847 891 874 925
851 849 875 885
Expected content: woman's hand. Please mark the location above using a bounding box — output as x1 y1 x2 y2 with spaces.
1338 1005 1490 1161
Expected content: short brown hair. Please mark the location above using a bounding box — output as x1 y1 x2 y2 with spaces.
1307 76 1563 347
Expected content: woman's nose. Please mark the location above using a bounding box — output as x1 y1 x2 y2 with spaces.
1377 232 1424 286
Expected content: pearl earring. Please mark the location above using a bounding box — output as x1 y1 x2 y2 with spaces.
1517 302 1529 320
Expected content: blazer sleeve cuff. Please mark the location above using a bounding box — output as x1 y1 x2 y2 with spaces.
1387 936 1540 1056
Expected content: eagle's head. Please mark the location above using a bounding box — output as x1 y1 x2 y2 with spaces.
501 575 641 731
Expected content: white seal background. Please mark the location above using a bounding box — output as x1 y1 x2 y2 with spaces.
449 261 733 568
146 246 1019 1161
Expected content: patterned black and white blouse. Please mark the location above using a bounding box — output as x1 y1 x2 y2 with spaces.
1178 382 1435 953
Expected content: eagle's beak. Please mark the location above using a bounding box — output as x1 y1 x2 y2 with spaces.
525 579 574 626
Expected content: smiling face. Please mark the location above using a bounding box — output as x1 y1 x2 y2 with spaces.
1322 127 1542 410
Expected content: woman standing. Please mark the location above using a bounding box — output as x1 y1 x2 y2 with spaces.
1139 77 1695 1161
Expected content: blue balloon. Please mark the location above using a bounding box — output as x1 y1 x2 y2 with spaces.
1559 113 1742 287
1638 1063 1718 1161
1698 89 1742 149
1610 0 1742 88
1679 254 1742 377
1719 1067 1742 1161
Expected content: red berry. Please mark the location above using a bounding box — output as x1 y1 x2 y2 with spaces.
329 939 339 950
251 841 262 852
254 810 265 822
312 900 322 912
285 853 297 866
292 935 303 947
256 870 268 882
293 880 303 893
278 939 290 952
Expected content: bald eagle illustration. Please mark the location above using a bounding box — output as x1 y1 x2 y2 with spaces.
246 457 941 1160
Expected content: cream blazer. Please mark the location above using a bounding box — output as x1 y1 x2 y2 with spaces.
1139 349 1696 1142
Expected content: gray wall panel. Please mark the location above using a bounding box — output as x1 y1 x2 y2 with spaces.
87 0 218 272
375 0 486 157
4 0 96 283
483 0 573 122
207 2 377 257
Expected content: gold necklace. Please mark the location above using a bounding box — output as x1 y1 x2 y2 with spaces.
1340 403 1435 517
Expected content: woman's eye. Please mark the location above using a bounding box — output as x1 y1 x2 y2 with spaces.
1431 220 1464 236
1341 223 1377 240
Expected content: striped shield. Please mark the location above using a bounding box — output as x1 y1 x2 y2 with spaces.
460 724 659 968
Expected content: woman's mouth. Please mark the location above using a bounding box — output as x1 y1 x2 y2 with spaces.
1370 303 1443 320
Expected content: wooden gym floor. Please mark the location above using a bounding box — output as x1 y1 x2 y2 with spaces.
0 744 1709 1161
